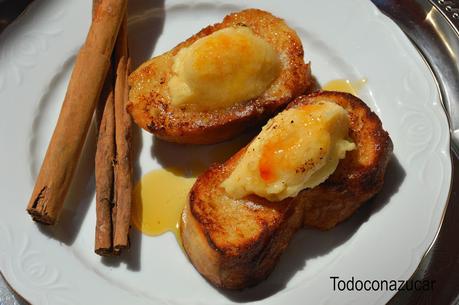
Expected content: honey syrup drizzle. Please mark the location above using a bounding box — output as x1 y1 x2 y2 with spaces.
131 168 197 244
322 78 367 95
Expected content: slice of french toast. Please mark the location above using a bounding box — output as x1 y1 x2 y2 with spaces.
181 149 303 289
181 92 392 289
128 9 311 144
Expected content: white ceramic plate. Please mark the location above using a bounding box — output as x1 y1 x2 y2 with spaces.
0 0 452 304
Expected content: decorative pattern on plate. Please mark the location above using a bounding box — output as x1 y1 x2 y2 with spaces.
399 68 445 183
0 8 63 92
0 224 74 305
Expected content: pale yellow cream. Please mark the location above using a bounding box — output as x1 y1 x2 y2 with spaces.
221 102 355 201
168 27 281 109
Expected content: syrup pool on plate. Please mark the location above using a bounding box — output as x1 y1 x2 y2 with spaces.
323 78 367 95
131 168 197 244
131 134 253 245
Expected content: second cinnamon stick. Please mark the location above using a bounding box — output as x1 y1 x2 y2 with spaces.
113 17 133 250
95 89 116 255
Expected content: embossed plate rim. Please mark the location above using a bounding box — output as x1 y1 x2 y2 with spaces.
0 0 452 305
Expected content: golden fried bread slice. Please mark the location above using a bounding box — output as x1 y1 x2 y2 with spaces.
290 92 393 230
181 150 303 289
128 9 311 144
181 92 392 289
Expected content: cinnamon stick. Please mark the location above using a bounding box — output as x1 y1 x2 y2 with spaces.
113 17 133 250
27 0 127 225
93 0 131 256
93 0 116 256
95 89 116 255
94 9 132 255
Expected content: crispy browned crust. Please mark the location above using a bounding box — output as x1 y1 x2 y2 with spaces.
181 92 393 289
286 92 393 230
128 9 311 144
181 148 303 289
